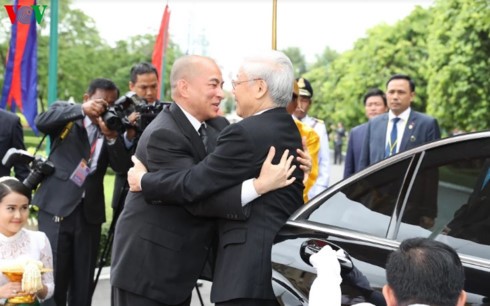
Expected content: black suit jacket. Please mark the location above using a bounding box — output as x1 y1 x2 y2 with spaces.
141 107 304 302
110 102 240 304
32 101 131 224
0 109 30 180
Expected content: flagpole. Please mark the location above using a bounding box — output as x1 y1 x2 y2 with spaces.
47 0 59 106
159 10 170 100
272 0 277 50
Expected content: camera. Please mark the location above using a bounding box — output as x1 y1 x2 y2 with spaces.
112 91 168 134
2 148 55 191
101 107 125 134
133 100 166 132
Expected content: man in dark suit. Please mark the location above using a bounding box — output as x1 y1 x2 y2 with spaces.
126 50 304 306
33 78 131 306
359 74 441 229
111 62 162 214
359 74 441 169
344 88 387 178
111 53 302 306
0 108 30 180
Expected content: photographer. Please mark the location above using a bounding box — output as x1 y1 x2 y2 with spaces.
111 62 164 212
32 78 132 306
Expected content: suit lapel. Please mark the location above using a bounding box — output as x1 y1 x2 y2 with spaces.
169 103 207 160
400 111 417 151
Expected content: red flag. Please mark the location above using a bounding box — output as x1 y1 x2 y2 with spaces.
151 5 171 100
1 0 39 134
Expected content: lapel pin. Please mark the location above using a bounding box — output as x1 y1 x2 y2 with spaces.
410 135 416 142
408 122 414 130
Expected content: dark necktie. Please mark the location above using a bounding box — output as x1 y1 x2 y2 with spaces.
385 117 401 157
198 123 208 152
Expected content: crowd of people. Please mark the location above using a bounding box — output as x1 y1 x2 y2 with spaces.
0 49 469 306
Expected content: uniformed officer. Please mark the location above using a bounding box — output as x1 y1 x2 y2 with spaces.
294 77 331 199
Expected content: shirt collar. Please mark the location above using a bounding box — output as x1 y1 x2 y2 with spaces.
253 107 275 116
84 116 94 128
389 107 411 122
175 103 204 132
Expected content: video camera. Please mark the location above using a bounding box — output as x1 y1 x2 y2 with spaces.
2 148 55 191
102 91 167 135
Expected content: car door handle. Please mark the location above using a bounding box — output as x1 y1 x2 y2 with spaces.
300 239 353 271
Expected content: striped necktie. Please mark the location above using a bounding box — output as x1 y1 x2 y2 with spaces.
385 117 401 157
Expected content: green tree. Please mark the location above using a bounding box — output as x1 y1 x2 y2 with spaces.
426 0 490 132
308 7 432 130
282 47 307 76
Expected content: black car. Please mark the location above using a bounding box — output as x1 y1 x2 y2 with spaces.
272 131 490 305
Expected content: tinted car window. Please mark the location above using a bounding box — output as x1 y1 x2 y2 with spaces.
395 138 490 260
307 158 412 238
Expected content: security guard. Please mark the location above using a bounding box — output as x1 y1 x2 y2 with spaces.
294 77 331 199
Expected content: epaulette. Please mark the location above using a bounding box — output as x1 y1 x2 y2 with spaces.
310 117 324 128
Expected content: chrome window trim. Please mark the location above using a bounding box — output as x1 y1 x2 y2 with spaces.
390 151 425 239
285 219 490 271
286 219 399 250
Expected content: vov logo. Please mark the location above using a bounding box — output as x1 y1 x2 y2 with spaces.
4 4 47 25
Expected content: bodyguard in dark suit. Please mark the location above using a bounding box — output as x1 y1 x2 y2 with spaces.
359 75 440 168
127 51 304 306
359 74 441 228
111 54 299 306
33 79 131 306
344 88 387 178
0 108 30 180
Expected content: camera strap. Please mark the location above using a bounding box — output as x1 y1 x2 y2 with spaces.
34 121 75 157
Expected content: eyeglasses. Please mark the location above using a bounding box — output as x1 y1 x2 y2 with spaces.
231 78 262 89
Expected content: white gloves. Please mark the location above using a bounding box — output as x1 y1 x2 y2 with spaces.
309 245 343 306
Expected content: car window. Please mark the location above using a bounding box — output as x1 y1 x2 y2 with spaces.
306 158 412 238
395 137 490 260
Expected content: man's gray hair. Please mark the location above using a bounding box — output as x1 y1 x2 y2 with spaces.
240 50 294 107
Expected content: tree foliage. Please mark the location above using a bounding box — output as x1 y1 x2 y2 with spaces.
426 0 490 132
281 47 307 77
302 0 489 135
306 7 432 130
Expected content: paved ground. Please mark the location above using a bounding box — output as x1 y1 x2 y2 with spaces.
92 269 213 306
92 157 345 306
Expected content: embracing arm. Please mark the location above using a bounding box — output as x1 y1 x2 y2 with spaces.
141 124 257 204
130 146 297 219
